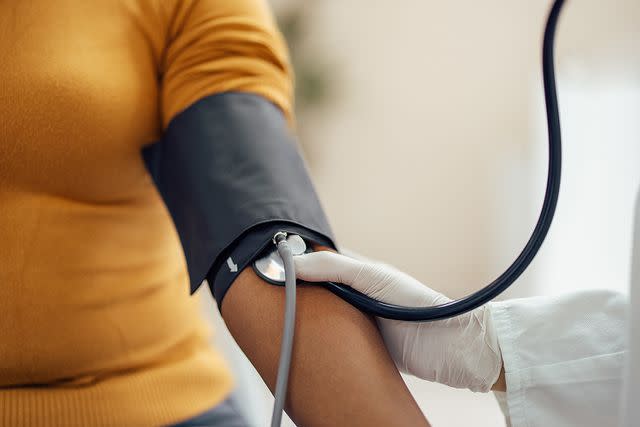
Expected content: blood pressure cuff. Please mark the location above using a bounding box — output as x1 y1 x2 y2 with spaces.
142 92 336 306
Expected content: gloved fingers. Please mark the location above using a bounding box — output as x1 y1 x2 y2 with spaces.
294 251 366 287
293 251 410 301
296 253 504 394
295 251 447 307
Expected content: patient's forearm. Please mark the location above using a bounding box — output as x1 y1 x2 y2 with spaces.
221 256 429 427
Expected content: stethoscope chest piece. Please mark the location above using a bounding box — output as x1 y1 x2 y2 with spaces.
253 234 307 285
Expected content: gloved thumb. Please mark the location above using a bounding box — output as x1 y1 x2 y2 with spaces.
294 251 366 286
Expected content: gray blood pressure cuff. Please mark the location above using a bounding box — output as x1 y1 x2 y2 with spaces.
142 92 336 306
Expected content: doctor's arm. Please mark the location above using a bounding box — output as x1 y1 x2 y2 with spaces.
295 251 629 427
489 290 628 427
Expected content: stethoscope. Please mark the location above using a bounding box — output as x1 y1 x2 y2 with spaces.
254 0 564 322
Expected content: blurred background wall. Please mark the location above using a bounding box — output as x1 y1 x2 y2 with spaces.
200 1 640 425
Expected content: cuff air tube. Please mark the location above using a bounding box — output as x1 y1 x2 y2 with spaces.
142 92 336 297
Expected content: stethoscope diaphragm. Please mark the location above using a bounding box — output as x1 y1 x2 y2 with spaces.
253 234 307 285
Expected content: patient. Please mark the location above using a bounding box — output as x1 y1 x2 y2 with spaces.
0 0 428 425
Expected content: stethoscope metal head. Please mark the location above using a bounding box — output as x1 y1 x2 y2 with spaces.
253 234 307 285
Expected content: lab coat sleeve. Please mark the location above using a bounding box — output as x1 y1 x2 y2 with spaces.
622 188 640 427
489 290 629 427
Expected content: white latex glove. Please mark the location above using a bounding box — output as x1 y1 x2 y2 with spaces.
294 251 503 392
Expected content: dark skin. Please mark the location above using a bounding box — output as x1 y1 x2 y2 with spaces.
492 367 506 392
221 246 430 427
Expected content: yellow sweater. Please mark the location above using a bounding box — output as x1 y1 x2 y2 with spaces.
0 0 292 425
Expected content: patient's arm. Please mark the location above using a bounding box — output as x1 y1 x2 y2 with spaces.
221 247 430 427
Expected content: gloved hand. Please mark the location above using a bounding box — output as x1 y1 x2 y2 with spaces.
294 251 503 392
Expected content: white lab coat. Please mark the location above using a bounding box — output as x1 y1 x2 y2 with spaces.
490 190 639 427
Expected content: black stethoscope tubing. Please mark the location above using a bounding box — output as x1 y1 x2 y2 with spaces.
319 0 565 321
